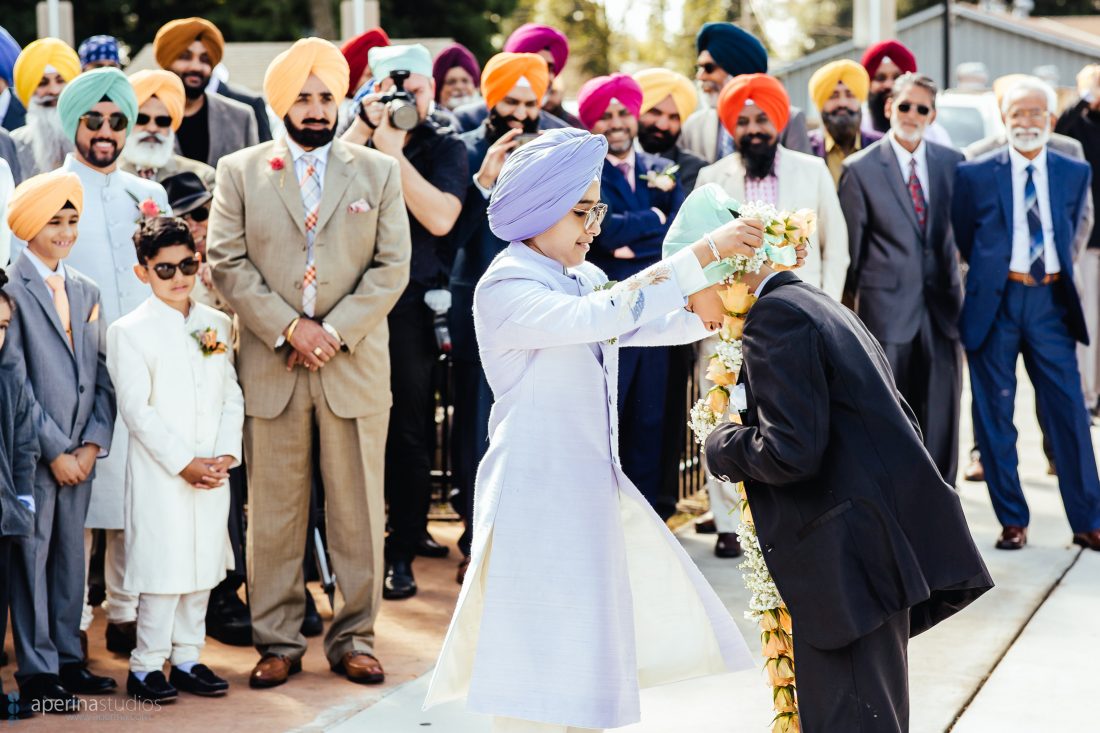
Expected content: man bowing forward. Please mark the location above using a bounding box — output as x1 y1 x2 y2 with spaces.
208 38 411 688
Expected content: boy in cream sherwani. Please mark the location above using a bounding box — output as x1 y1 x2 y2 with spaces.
106 217 244 702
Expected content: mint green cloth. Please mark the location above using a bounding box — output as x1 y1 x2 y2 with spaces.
661 183 743 293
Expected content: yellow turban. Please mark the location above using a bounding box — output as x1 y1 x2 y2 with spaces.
480 53 549 110
264 38 350 119
808 59 869 112
129 69 186 131
7 171 83 242
153 17 224 69
634 68 697 120
12 38 80 107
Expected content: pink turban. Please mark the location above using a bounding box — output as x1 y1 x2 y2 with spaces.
504 23 568 75
861 40 917 77
576 73 643 130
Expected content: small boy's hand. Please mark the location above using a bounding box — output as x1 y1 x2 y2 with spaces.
73 444 99 477
180 458 229 490
50 454 86 486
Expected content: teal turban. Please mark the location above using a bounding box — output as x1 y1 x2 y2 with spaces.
663 184 744 292
368 44 433 83
57 67 138 141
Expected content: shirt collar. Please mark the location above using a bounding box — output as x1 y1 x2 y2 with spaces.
146 293 195 322
824 130 863 155
754 271 779 298
510 241 578 285
607 148 636 171
286 137 332 167
1009 144 1047 175
23 248 65 281
888 131 926 164
62 153 123 187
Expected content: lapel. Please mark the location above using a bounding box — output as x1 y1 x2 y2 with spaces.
65 273 86 363
877 139 922 237
775 145 795 209
1046 149 1070 256
602 159 636 207
268 138 307 237
16 255 74 358
313 141 356 235
632 151 655 209
707 110 721 162
719 155 747 201
994 148 1014 237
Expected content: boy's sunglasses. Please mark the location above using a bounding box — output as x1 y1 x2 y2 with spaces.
896 102 932 117
183 206 209 223
80 111 129 132
151 257 201 280
136 113 173 128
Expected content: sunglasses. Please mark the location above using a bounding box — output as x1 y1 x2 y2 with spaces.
182 206 209 222
696 62 719 74
572 203 608 231
150 257 201 280
136 113 173 128
80 111 128 132
896 102 932 116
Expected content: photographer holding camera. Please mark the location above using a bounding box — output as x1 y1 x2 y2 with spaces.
342 44 468 601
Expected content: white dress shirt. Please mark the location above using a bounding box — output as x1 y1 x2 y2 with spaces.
1009 146 1059 274
888 132 930 205
22 247 66 282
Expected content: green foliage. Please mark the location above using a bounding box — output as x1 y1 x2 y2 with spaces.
380 0 520 61
508 0 613 76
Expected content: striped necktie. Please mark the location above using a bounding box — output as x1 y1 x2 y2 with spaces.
1024 164 1045 283
907 158 927 232
300 154 321 316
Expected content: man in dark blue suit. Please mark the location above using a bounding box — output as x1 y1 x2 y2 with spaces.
580 73 685 516
953 78 1100 551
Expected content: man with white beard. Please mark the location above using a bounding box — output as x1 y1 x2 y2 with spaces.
10 38 80 178
119 70 214 188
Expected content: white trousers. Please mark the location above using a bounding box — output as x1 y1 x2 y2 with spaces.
129 590 210 673
491 718 602 733
81 528 139 630
697 335 741 533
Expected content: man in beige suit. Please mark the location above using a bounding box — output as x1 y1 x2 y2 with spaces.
207 38 410 689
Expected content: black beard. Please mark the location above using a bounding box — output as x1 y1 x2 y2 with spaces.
738 134 778 179
637 124 677 154
867 90 891 133
822 108 861 149
284 116 336 148
486 107 538 143
77 137 120 169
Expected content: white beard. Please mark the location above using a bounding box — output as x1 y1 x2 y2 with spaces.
1010 125 1050 153
890 119 926 145
121 131 176 170
26 96 74 173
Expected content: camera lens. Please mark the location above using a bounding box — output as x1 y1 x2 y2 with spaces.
389 100 420 131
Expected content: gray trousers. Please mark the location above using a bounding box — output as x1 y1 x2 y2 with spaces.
10 472 92 681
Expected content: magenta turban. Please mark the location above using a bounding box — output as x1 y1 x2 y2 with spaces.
576 73 643 130
504 23 568 75
432 43 481 103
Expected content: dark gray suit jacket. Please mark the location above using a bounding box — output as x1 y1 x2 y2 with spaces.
0 254 115 473
839 137 965 344
214 79 272 143
2 95 25 132
0 127 21 184
175 92 258 168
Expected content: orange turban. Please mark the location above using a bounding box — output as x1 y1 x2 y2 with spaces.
7 171 83 242
480 53 549 110
717 73 790 136
153 17 224 69
12 38 80 107
129 69 186 131
264 38 349 119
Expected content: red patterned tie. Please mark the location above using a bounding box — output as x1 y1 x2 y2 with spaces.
908 158 926 231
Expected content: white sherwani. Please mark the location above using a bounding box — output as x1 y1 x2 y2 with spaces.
426 244 753 730
106 297 243 594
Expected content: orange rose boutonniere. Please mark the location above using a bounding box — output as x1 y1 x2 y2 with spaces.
191 327 228 357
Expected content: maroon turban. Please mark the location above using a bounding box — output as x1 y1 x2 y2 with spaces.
432 43 481 103
577 73 643 130
861 39 917 77
340 27 390 96
504 23 568 75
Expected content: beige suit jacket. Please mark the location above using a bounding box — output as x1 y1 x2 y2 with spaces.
119 154 216 190
207 137 411 419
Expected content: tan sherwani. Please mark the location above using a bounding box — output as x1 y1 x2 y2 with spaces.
207 136 411 664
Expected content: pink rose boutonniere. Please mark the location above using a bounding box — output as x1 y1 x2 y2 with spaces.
126 191 168 223
191 327 228 357
269 157 285 171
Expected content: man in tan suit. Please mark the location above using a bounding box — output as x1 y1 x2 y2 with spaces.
207 38 410 689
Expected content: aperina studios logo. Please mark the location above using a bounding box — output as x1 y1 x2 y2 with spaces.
4 691 162 720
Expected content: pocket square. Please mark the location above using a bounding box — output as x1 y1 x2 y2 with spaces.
348 198 372 214
88 303 100 323
731 384 748 413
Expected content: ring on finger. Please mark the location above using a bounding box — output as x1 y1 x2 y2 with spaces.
313 346 324 357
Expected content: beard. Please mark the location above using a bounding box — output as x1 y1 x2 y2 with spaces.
445 93 478 111
284 115 336 149
867 90 891 132
1010 125 1051 153
822 108 861 149
26 96 74 172
637 124 678 154
76 135 121 169
121 130 176 170
486 107 538 143
180 71 209 100
738 133 779 179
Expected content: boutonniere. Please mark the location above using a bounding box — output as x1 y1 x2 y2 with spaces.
640 164 680 193
191 327 228 357
269 156 287 188
126 191 168 223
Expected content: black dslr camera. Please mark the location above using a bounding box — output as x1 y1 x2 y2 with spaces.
378 69 419 131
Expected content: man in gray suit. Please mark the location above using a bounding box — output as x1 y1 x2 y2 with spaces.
840 73 965 485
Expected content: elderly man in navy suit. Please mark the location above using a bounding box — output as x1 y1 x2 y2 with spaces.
577 73 685 516
953 77 1100 552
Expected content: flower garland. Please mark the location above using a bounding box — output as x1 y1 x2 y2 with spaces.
687 201 816 733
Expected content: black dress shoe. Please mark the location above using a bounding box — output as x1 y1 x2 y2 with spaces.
127 671 178 702
715 532 743 558
383 561 417 600
105 621 137 654
169 664 229 697
694 517 718 535
60 663 117 694
206 590 253 647
301 590 323 637
19 675 79 714
416 531 451 558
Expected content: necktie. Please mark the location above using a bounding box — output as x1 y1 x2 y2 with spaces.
617 161 634 192
1025 164 1046 282
45 275 73 348
908 158 927 232
138 168 156 180
300 154 321 316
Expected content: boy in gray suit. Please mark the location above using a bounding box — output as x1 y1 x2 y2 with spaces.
1 171 116 713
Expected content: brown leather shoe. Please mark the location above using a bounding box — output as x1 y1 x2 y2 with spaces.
1072 529 1100 550
715 532 742 558
456 556 471 585
963 456 985 482
695 517 718 534
332 651 384 685
249 654 301 689
996 526 1027 550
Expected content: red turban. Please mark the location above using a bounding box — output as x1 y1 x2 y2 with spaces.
340 27 390 96
861 40 917 77
717 73 790 136
504 24 568 75
577 73 643 130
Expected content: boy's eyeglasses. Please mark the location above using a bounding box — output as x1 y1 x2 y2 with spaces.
80 111 129 132
151 257 201 280
572 203 608 231
136 113 173 128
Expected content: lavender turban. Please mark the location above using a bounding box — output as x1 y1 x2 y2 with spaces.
504 23 568 75
432 43 480 103
488 127 608 242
